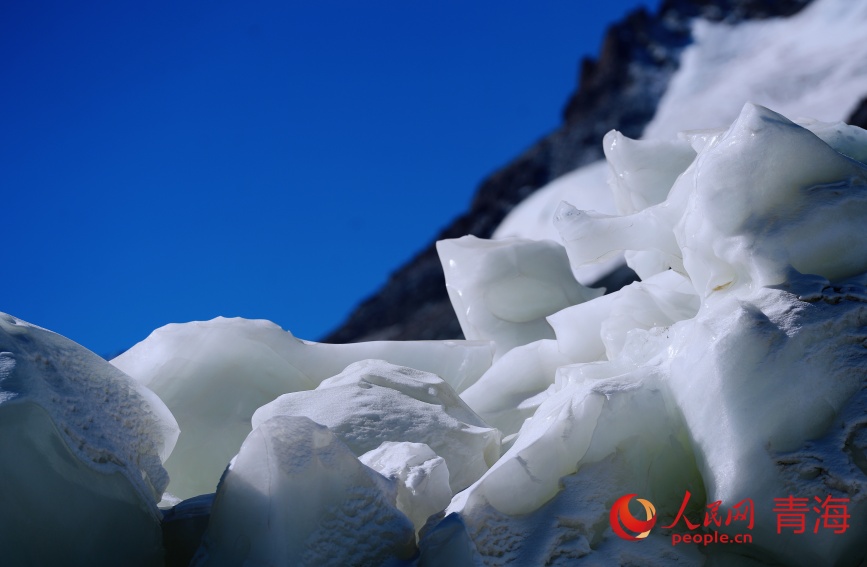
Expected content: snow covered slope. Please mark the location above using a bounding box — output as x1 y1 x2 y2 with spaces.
494 0 867 252
645 0 867 139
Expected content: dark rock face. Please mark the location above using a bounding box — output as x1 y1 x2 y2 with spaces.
322 0 813 344
850 97 867 129
162 494 214 567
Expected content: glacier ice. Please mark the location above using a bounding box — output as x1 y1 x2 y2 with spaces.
547 269 698 362
674 105 867 295
360 441 453 534
602 130 696 280
6 100 867 566
112 317 493 498
424 368 705 566
499 0 867 287
192 416 416 566
422 104 867 566
666 284 867 566
491 161 627 286
0 313 178 566
555 104 867 296
437 235 602 360
493 161 615 243
459 338 573 438
253 359 500 493
603 132 696 216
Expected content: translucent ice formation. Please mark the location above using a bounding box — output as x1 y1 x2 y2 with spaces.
437 235 602 360
548 269 698 362
555 104 867 296
0 313 178 566
360 441 453 534
491 161 626 287
112 317 492 499
459 339 573 437
602 132 697 279
422 105 867 566
253 359 500 493
10 100 867 566
192 416 416 566
493 161 615 243
425 369 704 566
666 283 867 566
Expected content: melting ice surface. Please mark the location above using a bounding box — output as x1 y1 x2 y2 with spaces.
6 103 867 566
0 313 178 566
428 104 867 566
111 318 493 500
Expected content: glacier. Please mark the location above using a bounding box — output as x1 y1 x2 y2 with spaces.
496 0 867 251
4 101 866 565
418 104 867 566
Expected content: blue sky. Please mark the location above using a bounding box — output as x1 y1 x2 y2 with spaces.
2 0 659 356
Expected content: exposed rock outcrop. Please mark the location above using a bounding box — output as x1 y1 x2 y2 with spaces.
850 97 867 129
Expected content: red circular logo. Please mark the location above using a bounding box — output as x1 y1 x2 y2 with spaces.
610 494 657 540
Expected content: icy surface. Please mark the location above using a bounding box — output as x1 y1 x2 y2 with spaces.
424 106 867 566
253 359 500 493
547 269 698 362
491 160 626 286
666 284 867 566
6 6 867 559
495 0 867 287
459 339 573 438
602 131 697 280
0 313 177 566
426 370 705 566
555 104 867 296
112 317 492 498
5 101 867 565
360 441 453 534
437 235 602 360
192 416 416 566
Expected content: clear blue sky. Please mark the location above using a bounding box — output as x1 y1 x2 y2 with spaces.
2 0 659 357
